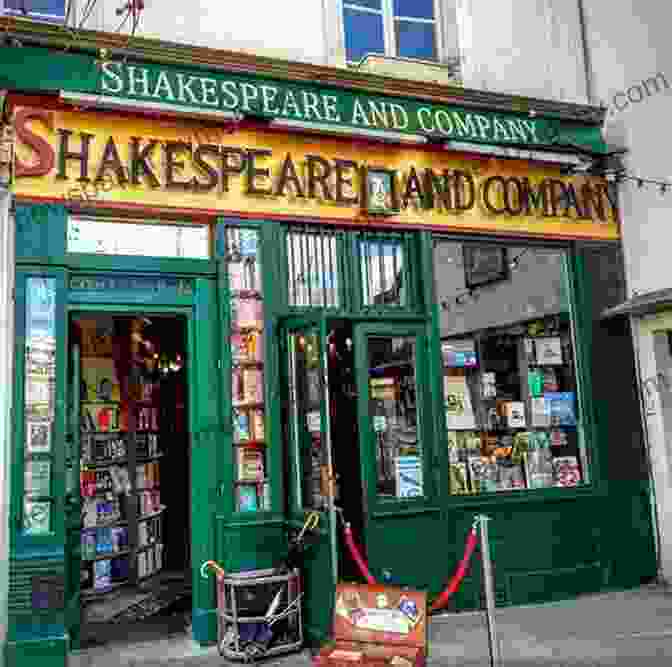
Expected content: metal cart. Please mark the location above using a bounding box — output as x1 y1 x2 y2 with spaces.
201 561 303 662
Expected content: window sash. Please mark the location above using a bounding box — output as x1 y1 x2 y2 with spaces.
343 0 441 63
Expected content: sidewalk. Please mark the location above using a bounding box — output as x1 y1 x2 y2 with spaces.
70 583 672 666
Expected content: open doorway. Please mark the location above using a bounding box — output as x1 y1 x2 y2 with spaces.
70 312 191 646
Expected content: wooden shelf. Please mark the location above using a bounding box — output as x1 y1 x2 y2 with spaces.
138 505 167 521
234 478 267 485
232 325 264 334
233 402 265 410
81 580 128 600
83 549 131 563
81 452 164 469
233 440 265 447
84 518 128 529
232 360 264 368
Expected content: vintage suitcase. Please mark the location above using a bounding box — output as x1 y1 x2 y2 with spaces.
313 583 427 667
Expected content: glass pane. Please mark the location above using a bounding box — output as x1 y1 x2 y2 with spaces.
360 239 405 307
433 241 587 495
367 336 422 498
393 0 434 19
344 7 385 62
67 218 210 259
287 229 339 308
226 228 269 512
288 330 330 509
344 0 382 9
6 0 65 16
23 277 57 534
395 19 437 60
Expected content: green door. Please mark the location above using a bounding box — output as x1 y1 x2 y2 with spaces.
65 343 82 648
280 314 338 644
353 322 445 592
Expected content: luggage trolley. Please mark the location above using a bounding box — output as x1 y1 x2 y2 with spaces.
201 561 303 662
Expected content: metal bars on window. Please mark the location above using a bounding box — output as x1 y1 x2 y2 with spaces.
286 226 340 309
358 231 410 309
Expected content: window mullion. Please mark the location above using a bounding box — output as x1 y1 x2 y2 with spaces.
382 0 396 57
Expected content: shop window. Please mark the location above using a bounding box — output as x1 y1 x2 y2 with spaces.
433 241 589 495
67 218 210 259
4 0 66 21
224 228 270 512
366 335 423 498
22 277 57 534
343 0 439 63
287 227 340 308
360 236 407 308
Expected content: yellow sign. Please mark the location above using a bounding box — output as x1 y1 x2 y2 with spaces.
12 104 619 240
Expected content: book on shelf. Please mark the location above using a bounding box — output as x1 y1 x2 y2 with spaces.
94 560 112 590
250 409 265 442
552 456 581 487
236 484 259 512
237 448 265 481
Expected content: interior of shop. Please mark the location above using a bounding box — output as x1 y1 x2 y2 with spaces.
70 313 191 646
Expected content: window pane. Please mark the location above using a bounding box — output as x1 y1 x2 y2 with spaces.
6 0 65 16
287 228 340 308
345 0 382 9
395 19 437 60
344 7 385 62
433 242 588 495
360 239 406 308
67 218 210 259
367 336 423 498
23 277 57 535
393 0 434 19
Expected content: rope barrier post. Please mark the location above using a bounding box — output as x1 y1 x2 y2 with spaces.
478 514 503 667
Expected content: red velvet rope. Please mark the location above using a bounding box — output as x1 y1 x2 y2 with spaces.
429 527 479 612
343 523 377 585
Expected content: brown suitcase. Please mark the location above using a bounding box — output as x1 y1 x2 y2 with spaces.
313 583 427 667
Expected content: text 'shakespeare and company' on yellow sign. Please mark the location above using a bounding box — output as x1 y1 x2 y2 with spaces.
12 104 619 240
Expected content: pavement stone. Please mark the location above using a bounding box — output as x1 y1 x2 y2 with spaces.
69 583 672 667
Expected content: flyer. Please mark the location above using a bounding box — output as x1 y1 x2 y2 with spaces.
394 456 423 498
535 337 563 365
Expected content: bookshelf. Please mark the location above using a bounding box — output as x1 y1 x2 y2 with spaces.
225 227 270 513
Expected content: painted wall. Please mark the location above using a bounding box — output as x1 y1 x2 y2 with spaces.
454 0 588 104
83 0 330 65
580 0 672 298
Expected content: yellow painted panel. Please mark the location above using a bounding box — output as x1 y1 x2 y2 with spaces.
12 106 619 240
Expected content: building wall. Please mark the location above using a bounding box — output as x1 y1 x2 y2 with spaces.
580 0 672 298
83 0 330 65
455 0 588 103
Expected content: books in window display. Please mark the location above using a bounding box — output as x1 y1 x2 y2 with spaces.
552 456 581 487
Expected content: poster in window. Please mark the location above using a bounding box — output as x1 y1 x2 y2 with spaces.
463 245 509 289
24 459 51 497
26 419 52 454
23 499 51 535
394 456 423 498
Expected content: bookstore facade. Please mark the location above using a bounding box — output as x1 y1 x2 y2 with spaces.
3 40 657 667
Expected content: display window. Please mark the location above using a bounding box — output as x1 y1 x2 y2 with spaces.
433 240 589 495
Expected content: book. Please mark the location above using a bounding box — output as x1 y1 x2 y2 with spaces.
237 485 258 512
444 374 476 429
94 560 112 590
530 397 551 427
544 392 577 427
394 456 423 498
237 448 264 481
449 462 469 495
552 456 582 487
506 401 526 428
535 337 563 365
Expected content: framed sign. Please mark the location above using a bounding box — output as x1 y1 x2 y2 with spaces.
463 245 509 289
364 168 399 215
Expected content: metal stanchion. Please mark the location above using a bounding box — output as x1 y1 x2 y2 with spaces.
478 514 503 667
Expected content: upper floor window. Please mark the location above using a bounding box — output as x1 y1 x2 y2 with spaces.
343 0 439 63
4 0 66 21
